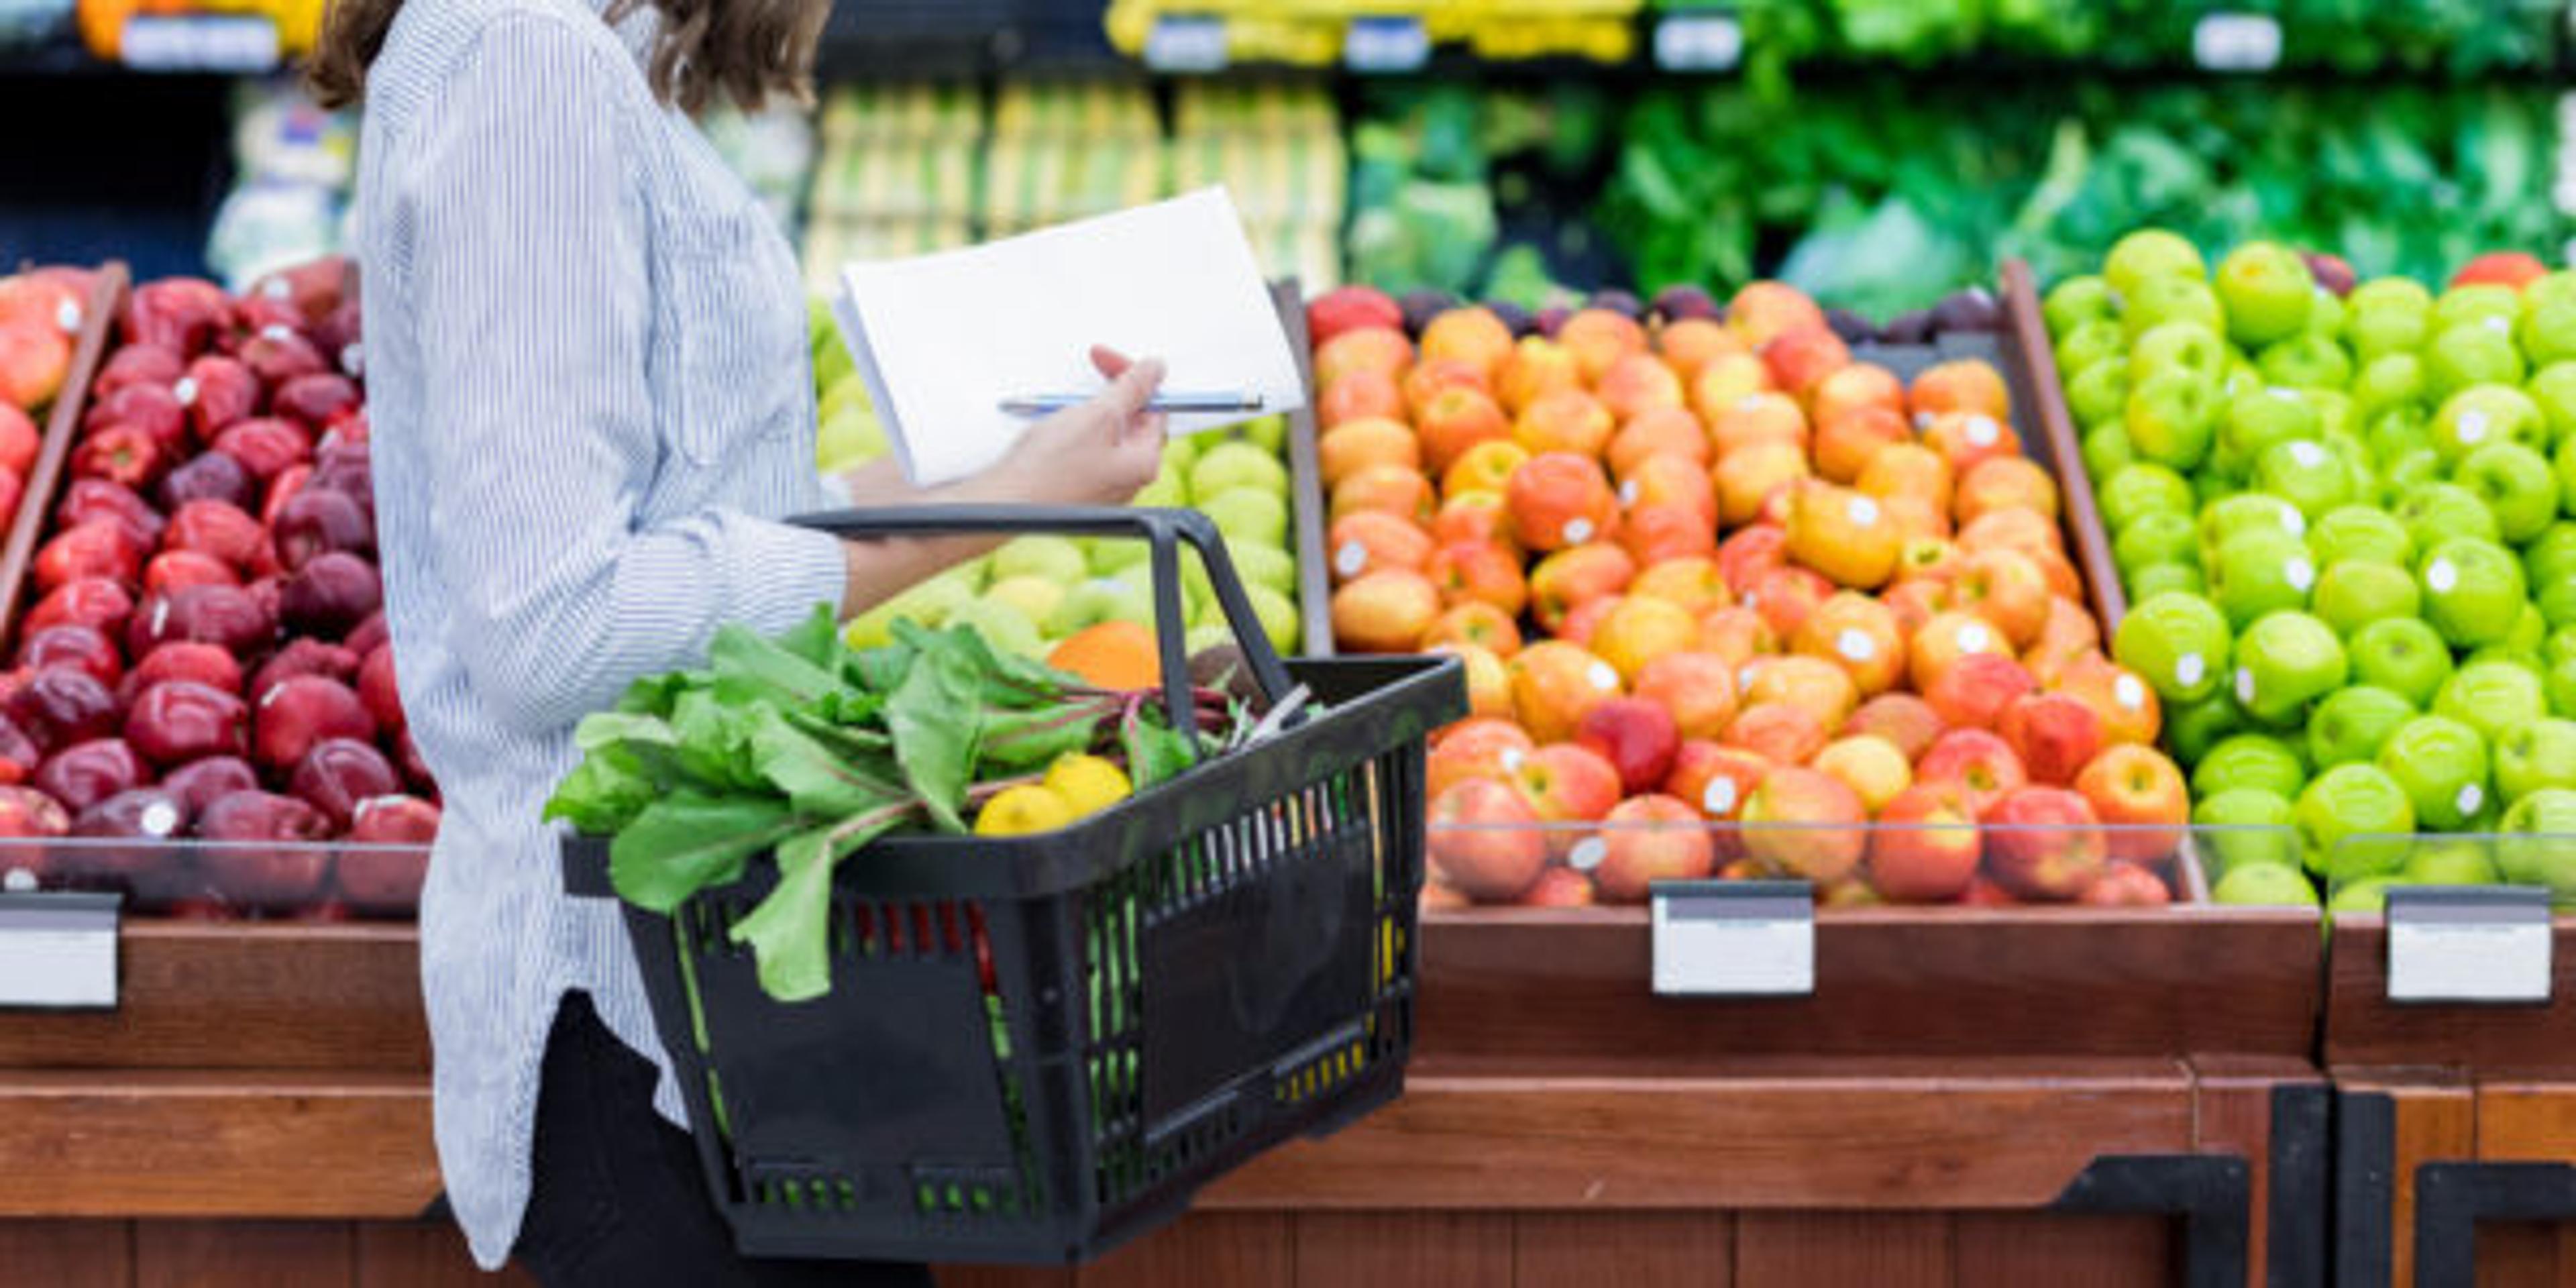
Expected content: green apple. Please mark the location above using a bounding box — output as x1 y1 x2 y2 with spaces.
2351 352 2428 425
2312 559 2422 638
2297 763 2416 877
2435 283 2524 334
2496 718 2576 804
2167 692 2247 765
2104 228 2208 301
2210 525 2316 629
2308 684 2418 768
2348 616 2455 708
1199 488 1289 547
2394 482 2504 552
2403 841 2501 888
2547 626 2576 716
2196 472 2245 508
2497 788 2576 896
2559 433 2576 521
1047 574 1156 637
2425 323 2528 401
1244 582 1300 653
2218 386 2319 464
2418 537 2528 649
2365 405 2432 464
2256 333 2353 392
2306 286 2347 342
2082 421 2136 480
2128 562 2206 601
2097 463 2197 534
2216 241 2315 347
2346 286 2434 364
2253 437 2352 519
2045 274 2121 337
2328 877 2394 914
2127 369 2220 470
2377 449 2443 503
2129 321 2228 384
2311 506 2413 569
2064 357 2133 429
1236 415 1289 455
2232 610 2346 723
2214 861 2322 907
844 573 979 648
2377 714 2492 829
2059 321 2129 382
2526 361 2576 442
2201 493 2307 552
2348 276 2434 316
1088 537 1150 576
2114 590 2234 703
2436 657 2551 746
991 536 1089 586
2112 510 2199 577
2518 278 2576 370
2127 276 2225 339
944 597 1046 659
2455 442 2559 545
1225 542 1299 596
1185 623 1235 655
2195 733 2312 805
1190 441 1289 500
2529 525 2576 625
984 575 1069 627
1134 456 1190 508
2432 384 2549 462
2195 788 2301 875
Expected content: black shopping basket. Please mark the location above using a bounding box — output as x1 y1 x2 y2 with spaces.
562 505 1465 1265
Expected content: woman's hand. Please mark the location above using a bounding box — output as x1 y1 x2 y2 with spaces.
977 346 1168 507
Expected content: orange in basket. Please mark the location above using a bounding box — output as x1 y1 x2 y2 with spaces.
1048 621 1161 691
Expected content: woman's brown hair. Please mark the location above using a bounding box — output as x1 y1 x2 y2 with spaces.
307 0 830 113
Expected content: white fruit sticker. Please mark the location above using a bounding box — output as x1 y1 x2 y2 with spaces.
56 300 81 334
2269 386 2302 402
1588 661 1620 692
2282 508 2306 537
172 377 198 408
1848 496 1882 527
1618 480 1640 508
1568 837 1607 873
262 277 292 301
2457 410 2490 445
2486 315 2514 335
1565 519 1596 545
1913 411 1935 431
2115 674 2149 710
260 324 293 344
1837 629 1874 663
1334 541 1368 579
1737 395 1768 414
140 801 179 837
150 598 170 640
1739 665 1760 694
341 343 364 378
2178 653 2207 688
2236 667 2257 704
2457 784 2484 817
1 868 30 894
1500 747 1527 775
1704 777 1739 817
1959 622 1994 654
2289 441 2326 469
2426 558 2459 594
2287 558 2316 592
1966 415 2002 447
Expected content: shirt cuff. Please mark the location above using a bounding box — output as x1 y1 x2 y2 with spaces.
719 513 847 633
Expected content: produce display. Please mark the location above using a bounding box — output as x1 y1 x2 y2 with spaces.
0 266 89 536
2054 231 2576 908
1307 280 2187 908
0 262 437 916
1102 0 1640 67
547 606 1254 1001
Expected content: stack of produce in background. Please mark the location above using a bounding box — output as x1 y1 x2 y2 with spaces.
2053 231 2576 910
3 260 439 914
1345 83 1611 307
0 268 88 542
203 78 357 292
981 81 1165 238
1306 280 2186 910
1171 83 1346 290
800 83 986 292
1102 0 1639 66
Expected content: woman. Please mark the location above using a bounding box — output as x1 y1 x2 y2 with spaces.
309 0 1167 1281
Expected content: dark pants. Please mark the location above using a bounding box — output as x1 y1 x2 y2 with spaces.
512 991 935 1287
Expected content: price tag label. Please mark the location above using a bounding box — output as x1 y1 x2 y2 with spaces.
2387 885 2554 1006
1654 12 1743 72
1652 879 1813 998
0 892 120 1010
119 14 280 72
2192 12 2282 72
1344 16 1430 73
1143 15 1228 73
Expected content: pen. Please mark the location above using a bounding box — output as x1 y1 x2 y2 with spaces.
998 392 1266 417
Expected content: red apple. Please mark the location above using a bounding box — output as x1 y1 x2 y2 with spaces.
1574 697 1681 796
1915 729 2029 816
1428 779 1549 902
2079 863 2173 906
1588 794 1715 903
1996 692 2104 787
1868 785 1982 904
2072 744 2190 866
1980 786 2107 902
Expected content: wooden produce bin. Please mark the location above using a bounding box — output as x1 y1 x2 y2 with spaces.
941 267 2330 1287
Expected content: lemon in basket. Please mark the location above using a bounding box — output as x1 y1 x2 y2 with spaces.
1045 754 1134 820
976 786 1076 837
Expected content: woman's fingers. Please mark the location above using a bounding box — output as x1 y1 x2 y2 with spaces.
1089 345 1134 379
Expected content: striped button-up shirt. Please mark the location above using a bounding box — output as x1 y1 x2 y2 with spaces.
353 0 848 1267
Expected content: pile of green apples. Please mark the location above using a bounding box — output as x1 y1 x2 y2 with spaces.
2047 232 2576 911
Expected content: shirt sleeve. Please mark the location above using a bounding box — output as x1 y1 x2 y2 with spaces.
403 15 847 737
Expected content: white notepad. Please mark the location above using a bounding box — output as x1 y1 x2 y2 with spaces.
831 187 1307 487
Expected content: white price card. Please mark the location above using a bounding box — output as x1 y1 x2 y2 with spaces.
1143 15 1228 73
119 14 280 72
1652 879 1813 998
1344 16 1430 73
2192 12 2283 72
2386 885 2554 1006
0 892 119 1010
1654 12 1744 72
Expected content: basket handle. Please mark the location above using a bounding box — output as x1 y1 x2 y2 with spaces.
789 504 1297 761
